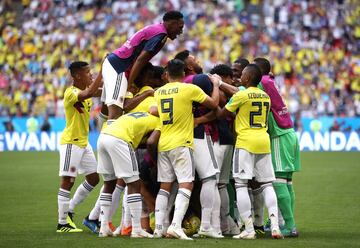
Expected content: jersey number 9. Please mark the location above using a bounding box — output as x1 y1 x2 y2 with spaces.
161 98 174 125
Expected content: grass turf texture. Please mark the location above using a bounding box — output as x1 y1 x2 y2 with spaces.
0 151 359 248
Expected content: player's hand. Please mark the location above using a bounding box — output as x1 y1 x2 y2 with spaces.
194 117 200 128
208 74 220 87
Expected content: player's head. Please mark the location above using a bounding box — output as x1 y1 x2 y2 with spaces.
232 58 249 81
166 59 185 82
134 62 154 88
163 11 184 40
241 64 262 88
253 57 271 76
68 61 91 89
151 65 166 87
210 64 233 85
174 50 203 74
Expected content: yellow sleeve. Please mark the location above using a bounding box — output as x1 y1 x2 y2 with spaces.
64 88 79 105
189 84 207 104
225 91 244 113
125 91 134 99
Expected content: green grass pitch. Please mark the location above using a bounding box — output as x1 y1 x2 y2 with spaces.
0 151 359 248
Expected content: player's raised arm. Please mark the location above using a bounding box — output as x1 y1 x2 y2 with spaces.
127 51 153 86
69 62 102 102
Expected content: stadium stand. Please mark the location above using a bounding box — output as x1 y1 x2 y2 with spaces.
0 0 359 121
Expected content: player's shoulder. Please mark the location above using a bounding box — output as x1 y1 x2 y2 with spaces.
64 86 79 99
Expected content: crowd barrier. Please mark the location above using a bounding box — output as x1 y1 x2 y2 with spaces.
0 131 359 152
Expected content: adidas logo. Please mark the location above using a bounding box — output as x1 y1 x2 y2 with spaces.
240 169 245 173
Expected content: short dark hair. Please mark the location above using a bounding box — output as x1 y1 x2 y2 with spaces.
163 11 183 22
246 64 262 86
254 57 271 75
152 66 165 79
174 50 190 62
134 62 154 87
167 59 185 78
68 61 89 75
210 64 233 77
233 58 249 67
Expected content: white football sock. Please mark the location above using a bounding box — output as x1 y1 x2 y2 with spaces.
262 184 280 230
109 184 124 220
200 179 216 230
69 180 94 213
171 188 191 229
219 184 230 231
100 193 112 227
211 186 221 233
88 186 103 220
58 188 71 225
127 193 143 232
155 189 170 232
253 187 264 227
122 188 132 227
235 183 254 232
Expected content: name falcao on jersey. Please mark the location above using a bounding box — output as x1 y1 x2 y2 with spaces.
158 87 179 95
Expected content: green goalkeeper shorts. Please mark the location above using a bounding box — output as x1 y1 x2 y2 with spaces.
271 131 300 173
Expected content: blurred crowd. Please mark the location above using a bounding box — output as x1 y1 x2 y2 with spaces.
0 0 359 121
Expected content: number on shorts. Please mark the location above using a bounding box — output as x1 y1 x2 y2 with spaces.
249 101 270 128
160 98 174 125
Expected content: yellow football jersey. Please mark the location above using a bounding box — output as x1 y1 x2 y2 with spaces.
225 87 271 154
155 82 208 152
102 112 160 149
60 86 92 148
128 86 156 113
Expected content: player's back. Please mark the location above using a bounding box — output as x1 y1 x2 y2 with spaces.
229 86 271 154
60 86 92 148
102 112 159 149
155 82 207 152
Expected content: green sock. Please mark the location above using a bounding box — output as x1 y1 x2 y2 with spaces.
287 182 295 217
273 182 295 229
227 182 236 219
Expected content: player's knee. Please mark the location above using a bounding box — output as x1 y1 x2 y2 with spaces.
234 178 248 188
85 172 99 186
60 176 75 190
127 180 141 194
179 181 193 191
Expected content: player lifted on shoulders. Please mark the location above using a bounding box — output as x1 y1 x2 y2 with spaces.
216 64 283 240
100 11 184 124
57 61 103 233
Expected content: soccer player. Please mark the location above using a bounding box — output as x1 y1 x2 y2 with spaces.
173 50 223 238
209 64 240 235
57 61 103 233
216 64 283 239
100 11 184 123
254 57 300 237
96 112 160 238
152 59 220 240
232 58 249 86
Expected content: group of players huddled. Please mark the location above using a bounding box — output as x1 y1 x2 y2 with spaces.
56 11 300 240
